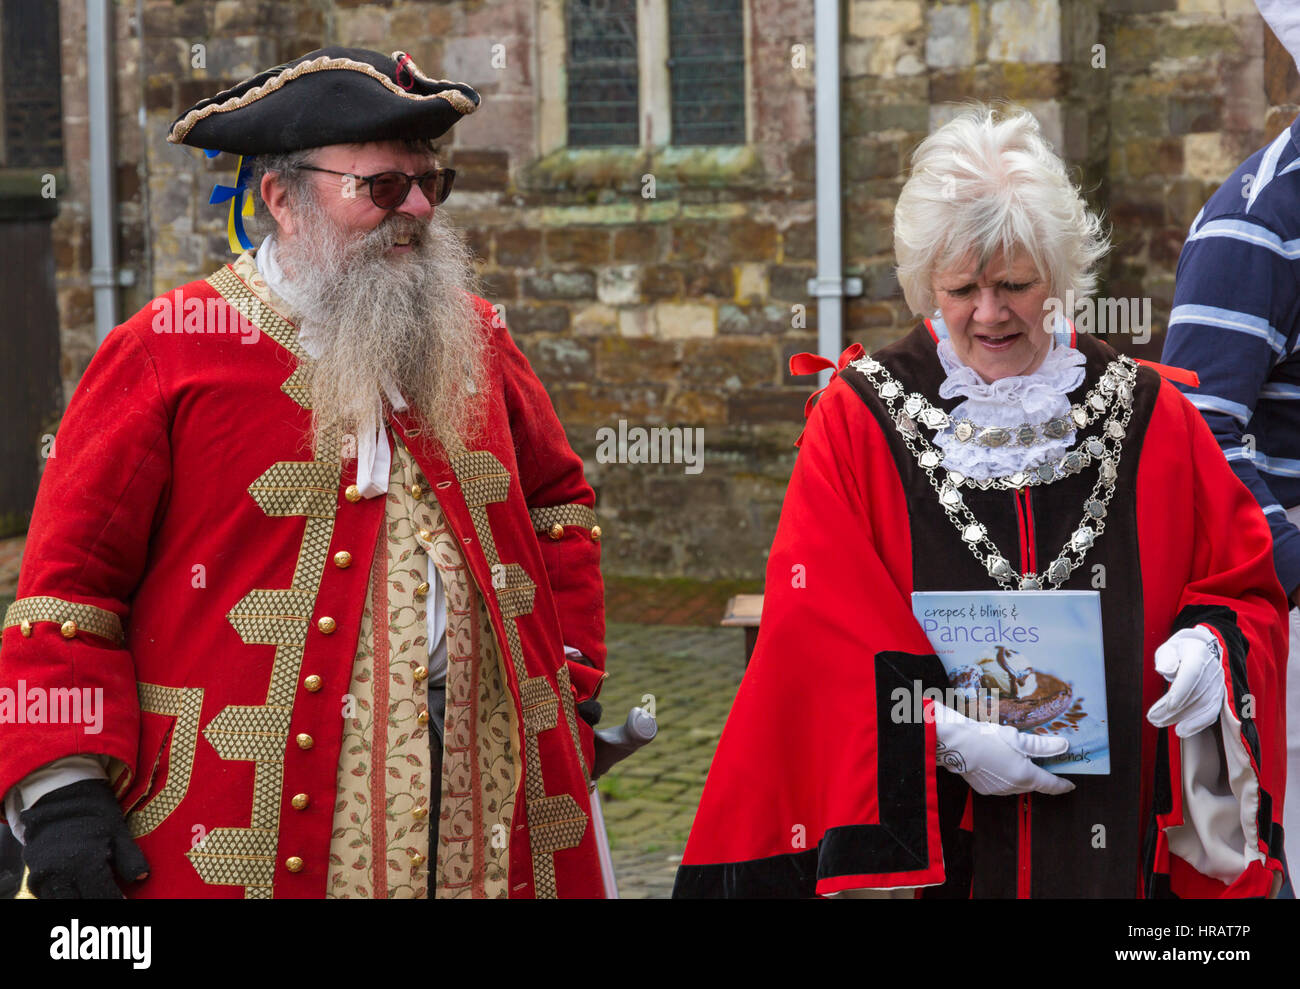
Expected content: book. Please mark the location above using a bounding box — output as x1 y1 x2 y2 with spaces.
910 590 1110 775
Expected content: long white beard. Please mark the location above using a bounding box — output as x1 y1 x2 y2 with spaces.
274 198 487 454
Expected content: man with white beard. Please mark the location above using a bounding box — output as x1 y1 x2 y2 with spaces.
0 48 609 898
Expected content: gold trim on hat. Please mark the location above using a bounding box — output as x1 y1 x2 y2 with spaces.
167 53 478 146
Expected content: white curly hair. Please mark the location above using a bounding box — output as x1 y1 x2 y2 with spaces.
893 103 1109 317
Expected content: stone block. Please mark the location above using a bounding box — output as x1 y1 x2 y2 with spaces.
782 221 816 260
518 336 595 382
504 303 570 335
1112 21 1238 72
335 5 393 46
462 227 491 263
718 303 799 336
596 337 680 383
523 271 595 300
390 2 459 38
735 263 768 303
1124 137 1184 179
718 219 779 259
768 265 815 303
842 137 903 182
847 0 923 39
212 0 278 34
1110 91 1168 137
679 339 778 387
668 222 713 262
988 0 1062 64
495 228 542 267
477 269 517 301
666 389 729 425
842 96 929 139
683 266 733 299
726 389 807 425
572 303 619 337
654 303 716 339
613 226 660 262
1184 133 1238 182
641 265 684 300
597 265 641 306
551 383 667 424
452 149 510 191
926 4 976 69
547 227 611 265
1168 95 1223 136
618 307 654 338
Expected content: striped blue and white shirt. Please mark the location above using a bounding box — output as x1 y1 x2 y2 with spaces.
1162 116 1300 597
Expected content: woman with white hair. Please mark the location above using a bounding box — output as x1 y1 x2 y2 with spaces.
675 105 1290 899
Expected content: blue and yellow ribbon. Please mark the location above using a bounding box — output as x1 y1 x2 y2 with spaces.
205 150 255 254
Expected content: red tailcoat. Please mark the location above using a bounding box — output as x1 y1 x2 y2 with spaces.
675 327 1288 898
0 258 607 898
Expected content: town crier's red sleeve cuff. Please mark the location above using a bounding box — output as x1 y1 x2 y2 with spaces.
0 596 141 806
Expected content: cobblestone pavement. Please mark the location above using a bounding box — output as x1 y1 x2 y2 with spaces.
596 621 747 898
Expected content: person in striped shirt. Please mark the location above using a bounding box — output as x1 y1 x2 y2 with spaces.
1161 112 1300 893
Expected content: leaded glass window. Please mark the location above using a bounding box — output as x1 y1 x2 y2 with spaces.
0 0 64 168
566 0 640 147
668 0 744 145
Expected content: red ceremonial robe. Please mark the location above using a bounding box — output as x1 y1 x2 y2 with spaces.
674 324 1288 898
0 256 606 898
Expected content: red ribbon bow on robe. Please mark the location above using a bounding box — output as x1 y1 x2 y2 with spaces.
788 343 865 419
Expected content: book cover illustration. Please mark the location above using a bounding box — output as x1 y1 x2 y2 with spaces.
910 590 1110 775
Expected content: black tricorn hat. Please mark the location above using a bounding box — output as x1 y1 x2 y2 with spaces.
167 47 480 156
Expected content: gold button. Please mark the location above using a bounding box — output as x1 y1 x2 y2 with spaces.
414 581 430 598
411 806 428 820
410 853 426 867
291 793 309 810
417 709 430 726
411 483 424 499
417 528 432 543
19 620 32 637
413 665 428 681
285 856 304 873
345 484 361 503
60 620 77 639
590 525 602 542
333 550 352 568
548 523 564 541
304 675 322 692
317 616 336 634
296 733 313 750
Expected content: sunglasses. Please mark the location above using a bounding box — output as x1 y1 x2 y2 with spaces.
294 164 456 209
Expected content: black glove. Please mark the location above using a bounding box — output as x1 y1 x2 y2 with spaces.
0 822 23 899
577 699 602 728
19 779 149 898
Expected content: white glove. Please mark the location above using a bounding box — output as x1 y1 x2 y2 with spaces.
1146 625 1225 738
930 703 1075 796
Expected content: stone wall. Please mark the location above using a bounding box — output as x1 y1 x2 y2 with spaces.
46 0 1290 580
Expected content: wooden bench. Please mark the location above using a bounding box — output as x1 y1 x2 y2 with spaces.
721 593 764 665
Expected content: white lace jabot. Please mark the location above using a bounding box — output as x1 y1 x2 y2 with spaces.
932 338 1087 480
